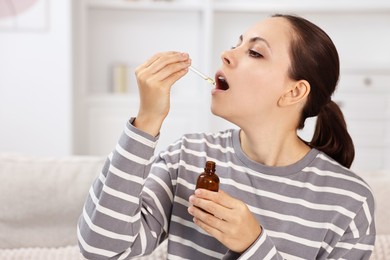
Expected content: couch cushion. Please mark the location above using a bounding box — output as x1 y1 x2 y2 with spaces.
360 172 390 235
0 154 104 249
371 234 390 260
0 246 85 260
0 240 168 260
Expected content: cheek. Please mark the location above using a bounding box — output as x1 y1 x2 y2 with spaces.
240 77 285 111
243 74 275 99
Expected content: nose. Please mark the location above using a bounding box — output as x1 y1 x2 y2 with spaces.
220 49 234 66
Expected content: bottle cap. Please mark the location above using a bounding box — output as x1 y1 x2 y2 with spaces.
205 161 216 171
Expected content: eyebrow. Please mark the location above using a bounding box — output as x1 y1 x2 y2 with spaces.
239 35 272 50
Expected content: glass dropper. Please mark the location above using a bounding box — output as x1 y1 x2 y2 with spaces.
189 66 215 86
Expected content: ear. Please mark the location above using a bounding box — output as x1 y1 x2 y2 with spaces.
278 80 310 107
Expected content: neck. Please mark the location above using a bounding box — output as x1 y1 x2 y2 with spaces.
239 125 310 167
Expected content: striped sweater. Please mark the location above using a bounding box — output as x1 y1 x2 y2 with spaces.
77 119 376 259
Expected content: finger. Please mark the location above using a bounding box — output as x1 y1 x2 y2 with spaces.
142 66 189 94
188 205 227 233
189 194 233 223
147 52 189 75
147 60 190 83
135 53 188 86
160 66 189 87
195 189 237 209
193 215 223 239
138 51 178 70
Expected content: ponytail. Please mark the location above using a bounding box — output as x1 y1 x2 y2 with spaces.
274 14 355 168
310 101 354 168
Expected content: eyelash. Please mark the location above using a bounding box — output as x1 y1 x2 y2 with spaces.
231 46 263 58
248 49 263 58
230 46 264 59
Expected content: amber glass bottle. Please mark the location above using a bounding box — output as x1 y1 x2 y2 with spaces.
196 161 219 192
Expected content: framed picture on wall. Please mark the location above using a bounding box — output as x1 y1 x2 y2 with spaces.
0 0 49 32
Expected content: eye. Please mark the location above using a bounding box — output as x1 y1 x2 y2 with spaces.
230 46 236 50
248 49 263 58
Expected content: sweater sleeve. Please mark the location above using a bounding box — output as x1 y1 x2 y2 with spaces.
326 196 376 260
223 229 284 260
227 195 376 260
77 119 173 259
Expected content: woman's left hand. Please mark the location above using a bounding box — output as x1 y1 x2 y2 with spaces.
188 189 262 253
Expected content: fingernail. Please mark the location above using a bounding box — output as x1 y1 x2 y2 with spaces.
189 195 195 203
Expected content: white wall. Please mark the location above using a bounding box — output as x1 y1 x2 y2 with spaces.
0 0 72 156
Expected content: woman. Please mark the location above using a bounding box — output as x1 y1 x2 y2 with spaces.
78 14 375 259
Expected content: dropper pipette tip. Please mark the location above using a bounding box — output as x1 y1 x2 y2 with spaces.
189 66 215 86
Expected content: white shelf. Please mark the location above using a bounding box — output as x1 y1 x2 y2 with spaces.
87 0 203 11
86 93 137 102
341 67 390 74
213 0 390 13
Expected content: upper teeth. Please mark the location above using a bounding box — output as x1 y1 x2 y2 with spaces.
218 76 226 81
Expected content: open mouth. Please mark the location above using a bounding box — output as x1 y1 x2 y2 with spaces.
215 72 229 91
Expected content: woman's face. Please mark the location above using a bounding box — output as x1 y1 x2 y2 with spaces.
211 17 297 127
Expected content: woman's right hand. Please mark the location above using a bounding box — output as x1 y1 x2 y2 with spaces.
133 52 191 136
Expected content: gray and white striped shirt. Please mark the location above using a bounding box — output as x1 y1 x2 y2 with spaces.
78 119 375 259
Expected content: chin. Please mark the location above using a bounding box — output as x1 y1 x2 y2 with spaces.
210 104 229 121
210 102 220 116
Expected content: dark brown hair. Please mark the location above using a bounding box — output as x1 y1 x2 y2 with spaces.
273 14 355 168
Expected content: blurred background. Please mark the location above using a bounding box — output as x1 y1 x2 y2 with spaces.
1 0 390 173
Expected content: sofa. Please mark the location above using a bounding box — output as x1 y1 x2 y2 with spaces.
0 153 388 259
